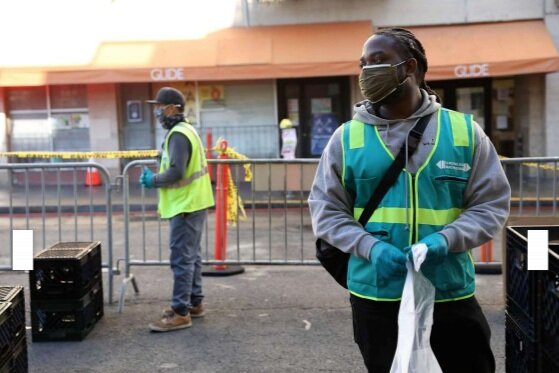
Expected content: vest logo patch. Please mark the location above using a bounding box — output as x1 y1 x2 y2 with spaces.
436 160 471 172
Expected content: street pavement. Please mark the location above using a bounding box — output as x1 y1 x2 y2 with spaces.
0 265 506 373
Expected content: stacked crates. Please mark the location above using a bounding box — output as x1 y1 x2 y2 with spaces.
541 245 559 371
505 226 559 373
29 242 103 342
0 286 27 372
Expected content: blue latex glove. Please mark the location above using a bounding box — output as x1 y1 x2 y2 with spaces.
139 167 155 189
369 241 407 280
415 233 449 265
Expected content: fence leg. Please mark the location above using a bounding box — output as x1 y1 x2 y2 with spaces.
118 274 139 313
203 139 244 277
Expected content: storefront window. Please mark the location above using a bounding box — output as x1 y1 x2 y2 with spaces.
491 79 516 157
457 86 486 130
8 85 90 161
198 80 277 158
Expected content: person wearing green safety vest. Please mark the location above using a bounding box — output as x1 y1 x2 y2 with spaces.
142 87 214 332
309 28 510 373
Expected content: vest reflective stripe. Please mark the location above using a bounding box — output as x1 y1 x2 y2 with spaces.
446 110 470 147
158 122 214 218
342 108 475 301
353 207 409 224
416 207 462 226
353 207 462 226
165 167 209 189
349 120 365 149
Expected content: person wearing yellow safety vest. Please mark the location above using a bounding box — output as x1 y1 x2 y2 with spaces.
141 87 214 332
309 29 510 373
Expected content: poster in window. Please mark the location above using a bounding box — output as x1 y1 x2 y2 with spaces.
311 98 332 114
180 82 197 125
167 82 198 125
310 113 338 156
496 115 508 130
198 85 225 109
50 113 89 130
127 100 143 123
287 98 299 126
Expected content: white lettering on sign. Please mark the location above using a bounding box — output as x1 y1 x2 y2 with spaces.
150 68 185 81
454 64 489 78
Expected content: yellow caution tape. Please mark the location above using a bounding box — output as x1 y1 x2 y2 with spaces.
214 147 253 182
0 150 160 159
226 167 247 224
212 139 251 224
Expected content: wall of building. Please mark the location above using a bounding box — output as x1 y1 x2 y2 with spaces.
0 87 6 156
87 84 120 173
244 0 543 27
545 0 559 156
0 87 7 187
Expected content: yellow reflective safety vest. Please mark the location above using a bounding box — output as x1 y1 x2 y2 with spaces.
343 108 476 301
158 122 214 219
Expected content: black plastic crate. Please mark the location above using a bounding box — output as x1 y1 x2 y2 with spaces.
0 287 26 344
541 249 559 370
542 347 559 373
506 313 540 373
506 227 559 332
0 334 28 373
30 241 101 299
31 279 103 342
0 303 13 364
506 227 544 335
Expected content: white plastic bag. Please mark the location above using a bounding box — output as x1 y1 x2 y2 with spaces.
389 243 443 373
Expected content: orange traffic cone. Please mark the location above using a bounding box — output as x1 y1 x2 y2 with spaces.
85 159 101 186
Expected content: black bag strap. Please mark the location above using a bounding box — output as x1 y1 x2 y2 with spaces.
357 113 433 227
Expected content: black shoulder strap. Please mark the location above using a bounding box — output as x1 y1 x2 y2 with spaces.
357 113 433 227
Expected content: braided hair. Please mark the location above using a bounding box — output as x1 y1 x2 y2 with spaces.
375 27 441 103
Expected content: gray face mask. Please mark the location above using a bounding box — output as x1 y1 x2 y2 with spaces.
359 60 408 104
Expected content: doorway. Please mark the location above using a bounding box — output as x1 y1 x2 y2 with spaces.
277 77 350 158
430 78 492 139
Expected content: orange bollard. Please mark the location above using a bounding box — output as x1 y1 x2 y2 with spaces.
85 159 101 186
202 139 244 277
214 139 229 270
480 240 493 263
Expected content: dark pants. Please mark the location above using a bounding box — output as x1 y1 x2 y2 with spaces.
169 210 206 316
350 294 495 373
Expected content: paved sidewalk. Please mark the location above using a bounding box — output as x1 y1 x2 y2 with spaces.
1 266 505 373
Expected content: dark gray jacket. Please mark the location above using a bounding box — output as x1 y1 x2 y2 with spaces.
308 90 511 260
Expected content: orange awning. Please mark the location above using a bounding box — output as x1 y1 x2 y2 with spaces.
407 20 559 81
2 20 558 86
0 22 373 86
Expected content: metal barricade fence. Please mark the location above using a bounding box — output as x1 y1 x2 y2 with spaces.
501 157 559 216
2 157 557 312
0 162 115 304
116 158 318 311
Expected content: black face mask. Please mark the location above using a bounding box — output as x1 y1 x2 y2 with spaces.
161 114 185 130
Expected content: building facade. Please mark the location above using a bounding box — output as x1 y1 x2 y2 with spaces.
0 0 558 174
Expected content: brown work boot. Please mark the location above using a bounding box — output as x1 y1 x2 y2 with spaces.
149 309 192 332
188 303 206 318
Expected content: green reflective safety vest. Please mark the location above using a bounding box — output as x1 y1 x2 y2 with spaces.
158 122 215 219
342 108 476 301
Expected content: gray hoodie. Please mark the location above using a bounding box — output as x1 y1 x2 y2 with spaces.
308 90 511 260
